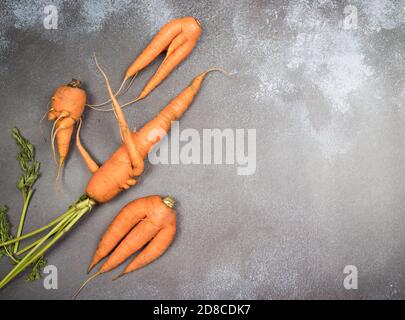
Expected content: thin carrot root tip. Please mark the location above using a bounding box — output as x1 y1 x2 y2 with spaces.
120 96 142 109
55 159 64 192
51 115 63 165
112 272 125 281
202 67 231 78
72 271 101 299
39 103 52 140
86 75 134 110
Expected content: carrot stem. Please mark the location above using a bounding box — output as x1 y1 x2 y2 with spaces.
17 210 77 256
13 189 33 253
0 211 74 288
0 206 77 247
0 197 96 289
15 238 42 256
15 213 72 257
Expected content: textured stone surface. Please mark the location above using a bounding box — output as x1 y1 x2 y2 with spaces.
0 0 404 299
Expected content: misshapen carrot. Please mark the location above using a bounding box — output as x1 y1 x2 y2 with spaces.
86 197 151 273
73 195 176 299
103 195 176 276
88 195 176 274
125 16 202 101
84 68 221 203
48 79 86 122
87 17 202 110
47 79 86 188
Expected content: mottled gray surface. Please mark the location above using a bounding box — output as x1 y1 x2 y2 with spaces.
0 0 404 300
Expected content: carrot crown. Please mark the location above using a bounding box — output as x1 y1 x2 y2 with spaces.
162 196 176 208
68 79 82 88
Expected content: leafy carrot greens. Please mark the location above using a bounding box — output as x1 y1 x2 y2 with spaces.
0 127 46 282
12 127 40 254
0 205 18 264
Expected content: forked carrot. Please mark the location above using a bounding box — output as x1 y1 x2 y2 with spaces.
73 195 176 298
87 16 202 111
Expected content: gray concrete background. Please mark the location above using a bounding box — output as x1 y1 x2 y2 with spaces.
0 0 404 299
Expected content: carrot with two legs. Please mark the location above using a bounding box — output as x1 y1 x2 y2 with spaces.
88 16 202 110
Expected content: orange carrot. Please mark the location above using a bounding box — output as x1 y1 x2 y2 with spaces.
125 17 202 101
73 195 176 298
87 197 151 273
83 68 222 203
102 195 176 276
89 195 176 273
48 79 86 188
87 17 202 110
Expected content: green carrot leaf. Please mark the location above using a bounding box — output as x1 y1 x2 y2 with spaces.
10 127 46 279
0 205 15 261
26 256 47 282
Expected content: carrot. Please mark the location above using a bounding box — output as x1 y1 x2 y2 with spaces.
85 66 223 203
125 17 202 100
87 17 202 110
47 79 86 189
73 195 176 298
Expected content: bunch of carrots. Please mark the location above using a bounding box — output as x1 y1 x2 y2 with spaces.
0 16 227 296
